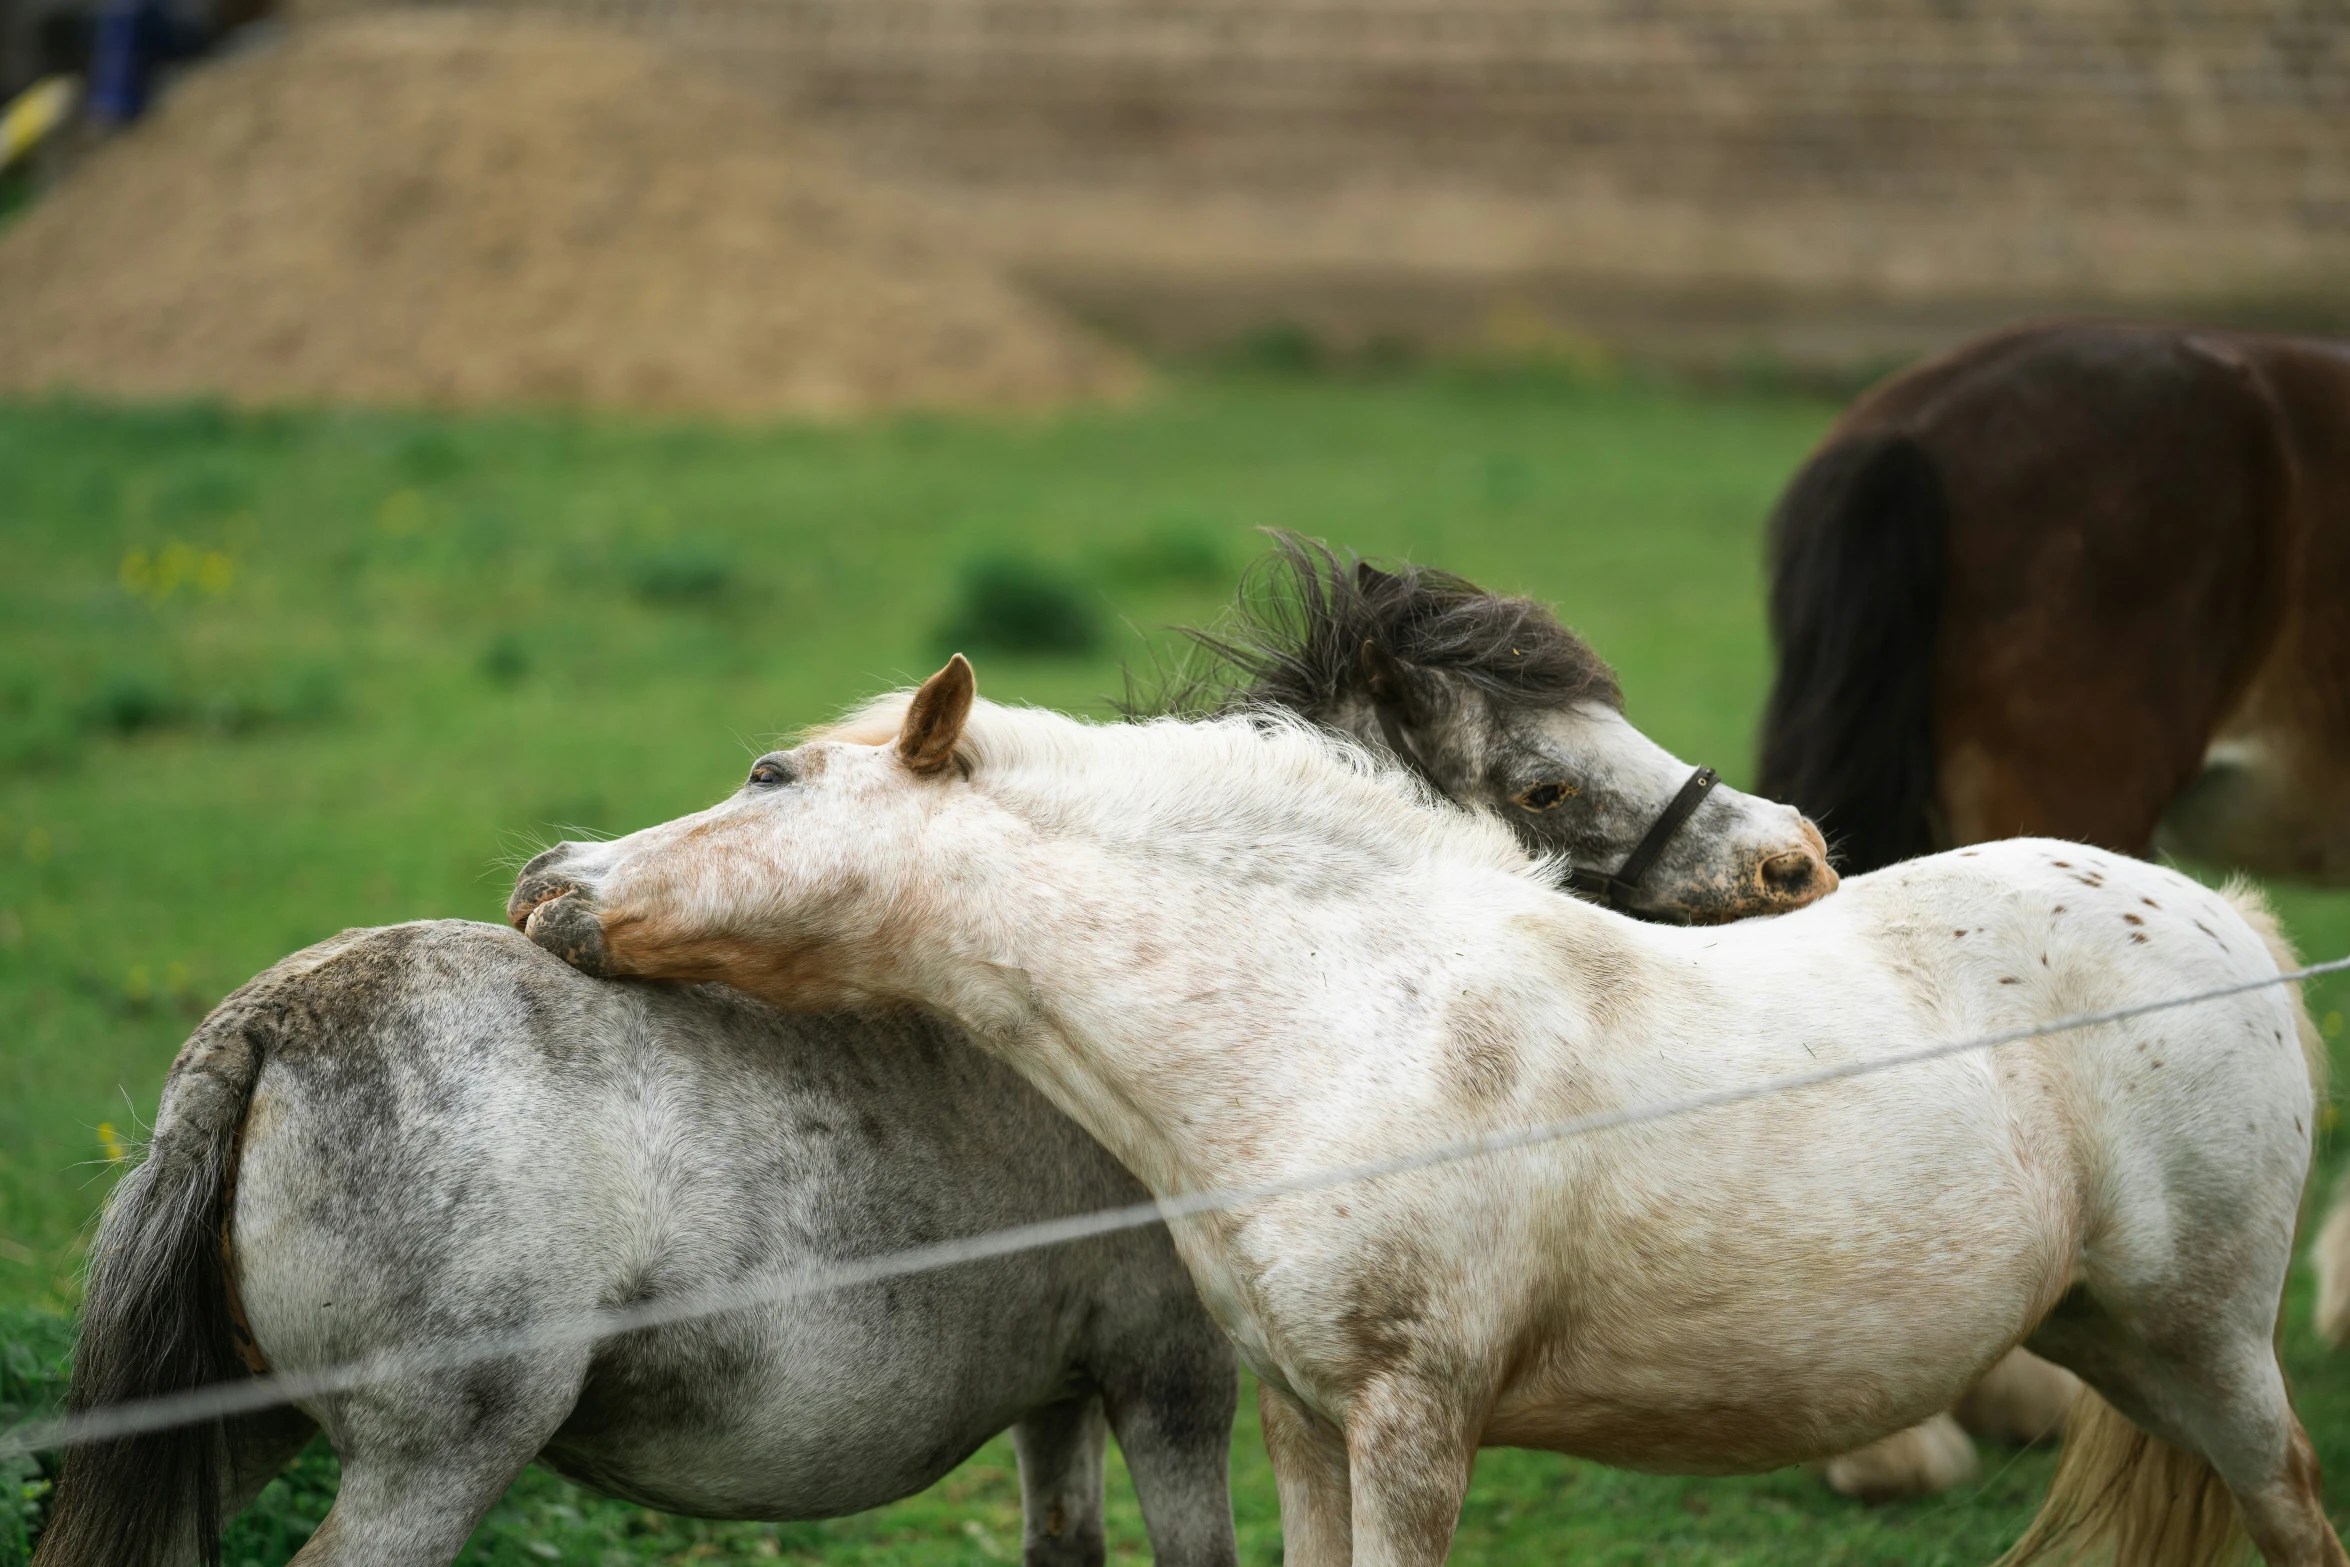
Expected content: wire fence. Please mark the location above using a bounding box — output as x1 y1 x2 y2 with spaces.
6 947 2347 1465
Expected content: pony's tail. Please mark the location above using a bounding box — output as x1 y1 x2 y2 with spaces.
1997 1392 2246 1567
33 1012 268 1567
1755 431 1948 874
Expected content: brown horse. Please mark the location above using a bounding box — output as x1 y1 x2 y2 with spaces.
1755 318 2350 1495
1758 318 2350 881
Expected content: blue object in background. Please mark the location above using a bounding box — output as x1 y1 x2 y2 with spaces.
86 0 201 123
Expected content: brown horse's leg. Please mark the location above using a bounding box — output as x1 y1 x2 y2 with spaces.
2153 730 2350 882
2172 338 2350 885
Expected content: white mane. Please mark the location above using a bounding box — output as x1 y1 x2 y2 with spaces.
827 690 1551 885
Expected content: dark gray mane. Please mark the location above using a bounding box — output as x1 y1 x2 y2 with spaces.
1136 533 1621 720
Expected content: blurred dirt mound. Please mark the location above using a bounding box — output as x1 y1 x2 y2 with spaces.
0 14 1140 415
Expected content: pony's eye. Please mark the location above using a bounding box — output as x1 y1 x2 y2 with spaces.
747 760 793 788
1514 780 1577 813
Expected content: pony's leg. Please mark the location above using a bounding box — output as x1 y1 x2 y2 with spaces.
1012 1395 1109 1567
2116 1348 2340 1566
1101 1358 1238 1567
2028 1300 2346 1567
1814 1412 1978 1500
1951 1348 2078 1445
223 1405 321 1519
1343 1377 1476 1567
1259 1381 1351 1567
2312 1168 2350 1345
288 1356 585 1566
2182 1365 2347 1567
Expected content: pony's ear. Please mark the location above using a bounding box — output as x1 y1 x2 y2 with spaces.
1359 639 1424 721
1356 560 1401 596
900 654 976 775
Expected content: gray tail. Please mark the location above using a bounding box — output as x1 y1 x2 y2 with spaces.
1755 431 1948 874
33 1015 266 1567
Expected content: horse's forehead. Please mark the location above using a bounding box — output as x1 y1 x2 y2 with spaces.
1498 700 1614 754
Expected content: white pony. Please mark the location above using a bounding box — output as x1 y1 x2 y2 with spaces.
513 657 2340 1567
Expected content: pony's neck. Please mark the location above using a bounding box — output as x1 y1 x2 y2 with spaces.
900 779 1606 1197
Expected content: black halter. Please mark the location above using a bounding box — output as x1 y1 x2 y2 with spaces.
1370 697 1718 912
1563 765 1719 910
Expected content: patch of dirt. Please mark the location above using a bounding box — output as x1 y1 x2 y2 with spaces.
0 13 1140 415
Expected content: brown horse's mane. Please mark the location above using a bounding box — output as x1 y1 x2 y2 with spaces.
1133 532 1621 722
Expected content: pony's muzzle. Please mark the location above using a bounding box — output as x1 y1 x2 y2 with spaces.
1757 819 1839 908
1760 852 1825 897
522 891 610 977
509 846 610 977
507 846 578 929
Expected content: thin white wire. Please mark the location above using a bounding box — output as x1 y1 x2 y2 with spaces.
6 950 2348 1464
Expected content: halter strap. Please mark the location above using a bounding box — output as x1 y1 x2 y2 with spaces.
1370 693 1718 913
1565 766 1720 910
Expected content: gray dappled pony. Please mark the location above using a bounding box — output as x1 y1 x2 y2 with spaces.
35 541 1831 1567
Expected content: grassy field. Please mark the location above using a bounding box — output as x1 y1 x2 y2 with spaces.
5 368 2350 1563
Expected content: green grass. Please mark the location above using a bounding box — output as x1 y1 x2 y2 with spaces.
5 370 2350 1562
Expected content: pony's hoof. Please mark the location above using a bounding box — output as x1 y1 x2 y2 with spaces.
1815 1413 1979 1501
525 893 609 977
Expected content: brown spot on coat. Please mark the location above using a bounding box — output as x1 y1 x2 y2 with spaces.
1337 1234 1435 1378
1443 993 1523 1106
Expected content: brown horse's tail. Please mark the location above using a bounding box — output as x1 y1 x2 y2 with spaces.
1756 431 1947 874
33 1011 269 1567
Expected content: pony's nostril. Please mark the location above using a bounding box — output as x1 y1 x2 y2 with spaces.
522 845 571 877
507 870 583 932
1760 852 1817 895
